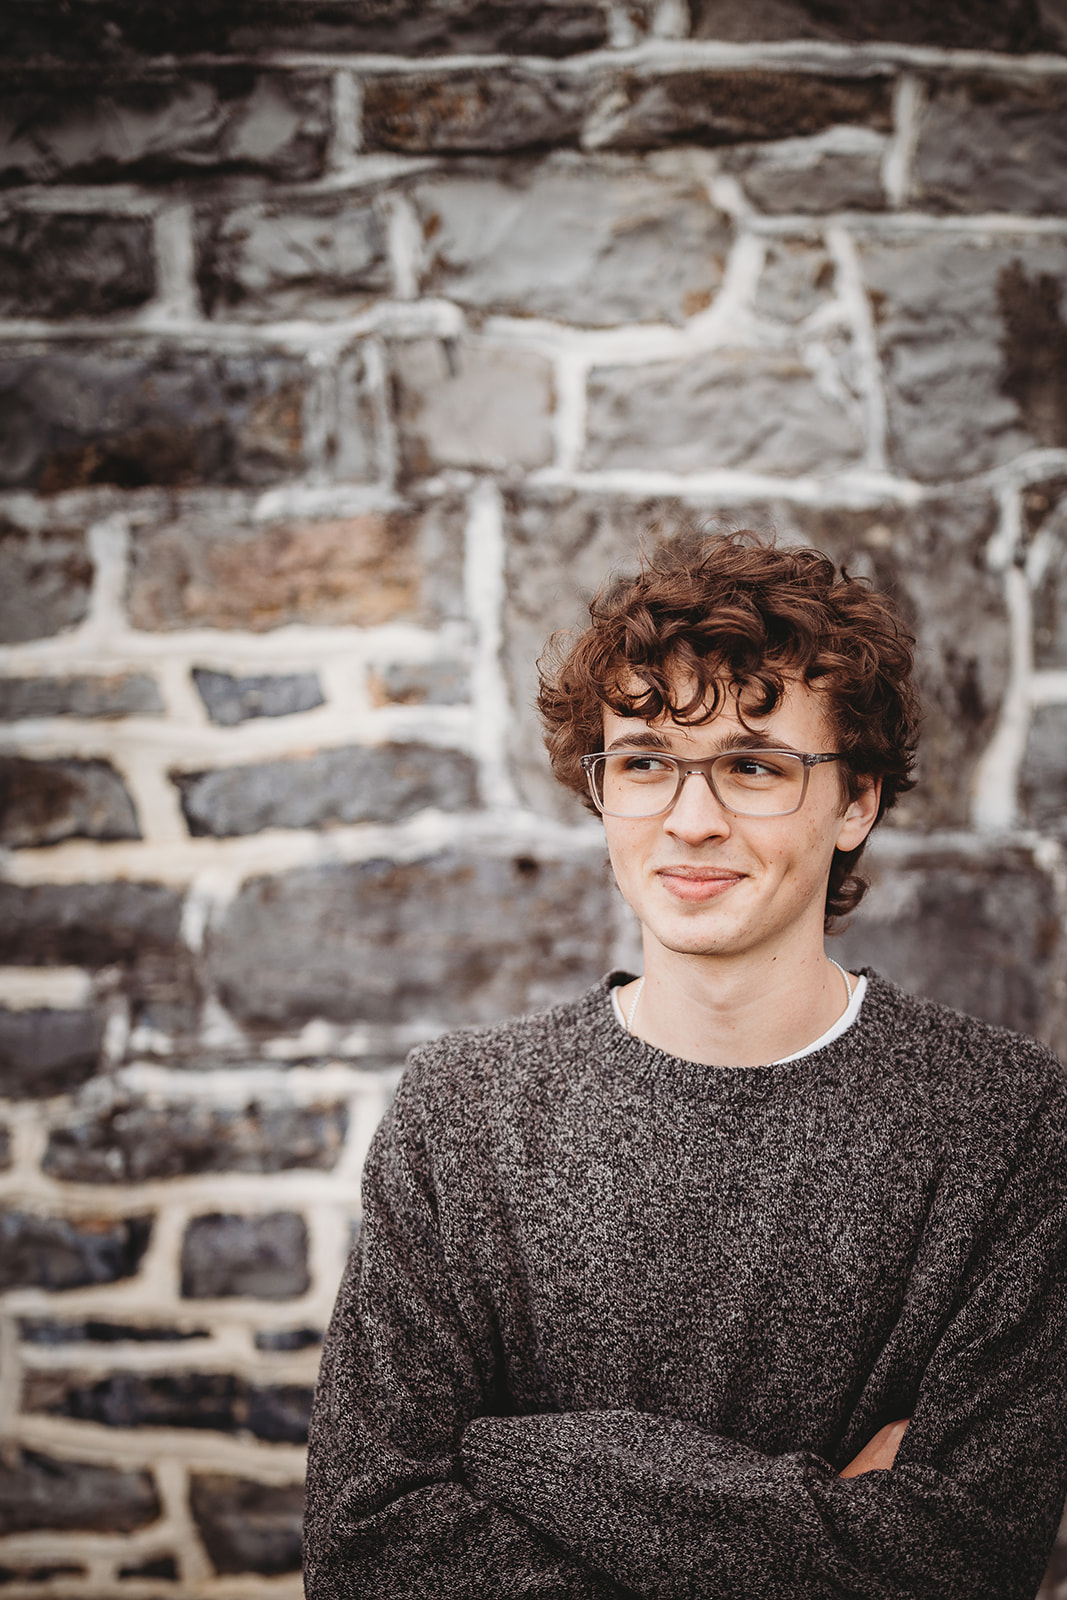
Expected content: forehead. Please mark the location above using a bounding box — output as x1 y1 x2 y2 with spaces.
602 673 835 746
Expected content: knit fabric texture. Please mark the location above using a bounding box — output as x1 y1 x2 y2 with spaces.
304 969 1067 1599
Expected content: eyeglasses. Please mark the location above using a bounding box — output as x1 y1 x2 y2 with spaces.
580 748 843 819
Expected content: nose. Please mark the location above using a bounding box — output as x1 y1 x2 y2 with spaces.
663 767 733 844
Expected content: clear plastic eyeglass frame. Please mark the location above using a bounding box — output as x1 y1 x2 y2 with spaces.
579 749 843 820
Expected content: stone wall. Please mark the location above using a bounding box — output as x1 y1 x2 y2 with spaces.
2 1 1067 1592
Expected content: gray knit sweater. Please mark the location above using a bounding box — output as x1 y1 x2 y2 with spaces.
304 970 1067 1599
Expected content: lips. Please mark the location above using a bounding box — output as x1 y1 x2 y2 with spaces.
656 866 745 902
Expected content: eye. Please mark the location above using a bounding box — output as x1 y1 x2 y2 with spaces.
723 754 789 781
619 753 675 774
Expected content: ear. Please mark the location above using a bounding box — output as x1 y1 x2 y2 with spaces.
835 774 881 853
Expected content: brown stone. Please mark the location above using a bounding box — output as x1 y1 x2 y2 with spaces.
363 68 587 153
1024 477 1067 670
0 517 93 644
393 339 556 476
912 74 1067 215
0 755 141 848
688 0 1056 50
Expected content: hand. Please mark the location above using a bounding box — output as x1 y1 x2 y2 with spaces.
838 1418 910 1479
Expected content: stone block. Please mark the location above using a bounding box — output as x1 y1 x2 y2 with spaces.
392 339 555 476
0 755 141 848
24 1370 312 1444
363 68 587 153
0 1450 159 1535
173 742 479 837
190 1474 303 1576
859 234 1067 480
197 198 390 320
0 1124 9 1169
0 1005 102 1098
127 499 464 631
0 1564 84 1582
412 154 732 327
0 673 164 720
1025 477 1067 670
583 346 864 475
0 347 310 493
912 74 1067 215
597 70 893 151
723 131 887 213
0 1211 152 1292
0 880 183 968
181 1212 309 1300
367 660 469 706
192 667 324 726
254 1326 322 1351
755 239 836 324
687 0 1055 50
19 1318 209 1343
210 850 617 1030
0 213 154 319
43 1097 347 1182
0 517 93 644
119 1557 178 1581
834 843 1060 1038
0 71 331 185
1020 705 1067 835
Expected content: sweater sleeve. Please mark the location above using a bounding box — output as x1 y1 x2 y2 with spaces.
302 1066 628 1600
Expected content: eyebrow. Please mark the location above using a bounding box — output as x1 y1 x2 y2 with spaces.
604 729 803 756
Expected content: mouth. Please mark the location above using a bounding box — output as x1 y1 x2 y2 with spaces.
655 866 745 902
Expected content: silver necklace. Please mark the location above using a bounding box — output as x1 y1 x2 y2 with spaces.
828 957 854 1004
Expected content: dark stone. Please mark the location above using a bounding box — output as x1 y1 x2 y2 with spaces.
0 755 141 848
364 68 588 154
0 213 154 318
172 743 479 837
367 660 469 706
180 1212 309 1301
0 1450 159 1535
247 1384 313 1444
127 500 464 632
24 1370 312 1444
197 198 390 320
913 74 1067 216
1020 705 1067 835
43 1098 347 1182
192 667 324 726
254 1326 322 1352
119 1556 178 1581
0 673 165 720
190 1474 303 1577
0 1125 9 1169
0 1565 84 1581
210 851 617 1030
0 348 310 494
0 516 93 644
835 843 1060 1038
0 1005 102 1098
0 880 182 968
0 72 331 186
392 338 555 476
1024 477 1067 669
688 0 1058 51
19 1318 209 1344
0 1212 152 1292
997 258 1067 451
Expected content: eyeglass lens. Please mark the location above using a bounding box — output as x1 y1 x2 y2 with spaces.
589 750 809 818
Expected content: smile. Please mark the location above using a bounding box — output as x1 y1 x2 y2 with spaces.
656 868 745 902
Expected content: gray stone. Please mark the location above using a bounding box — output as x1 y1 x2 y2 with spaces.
755 239 837 323
1020 704 1067 835
24 1370 312 1444
583 346 864 475
197 198 390 320
19 1318 209 1344
412 154 732 327
181 1212 309 1300
193 667 324 726
0 1005 102 1098
1025 477 1067 670
210 850 618 1029
0 347 313 494
119 1556 178 1581
190 1475 303 1576
834 842 1060 1039
363 68 587 153
0 213 154 318
0 1450 159 1536
0 517 93 643
912 74 1067 215
43 1097 347 1182
0 673 164 720
0 1124 9 1170
127 500 464 632
0 72 331 185
254 1326 322 1351
173 742 479 837
0 755 141 848
392 338 555 476
688 0 1056 50
0 880 184 968
367 660 469 706
0 1212 152 1292
724 133 887 213
858 234 1067 480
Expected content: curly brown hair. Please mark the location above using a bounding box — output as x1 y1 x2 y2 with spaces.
537 530 920 929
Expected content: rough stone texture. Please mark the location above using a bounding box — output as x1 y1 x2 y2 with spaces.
1025 477 1067 669
42 1097 347 1182
835 844 1060 1039
0 72 331 186
688 0 1061 50
0 1212 152 1292
180 1212 310 1300
0 755 141 848
755 238 837 323
190 1475 303 1576
913 75 1067 216
0 212 155 318
127 500 464 631
172 742 479 837
0 348 309 493
859 234 1067 480
583 346 864 475
19 1318 209 1344
392 338 555 476
197 197 390 320
0 1451 159 1536
363 69 588 154
367 660 469 706
0 516 93 643
24 1370 313 1444
412 154 732 327
1020 705 1067 835
210 850 618 1029
0 1005 102 1099
0 673 165 720
723 131 887 213
192 667 324 726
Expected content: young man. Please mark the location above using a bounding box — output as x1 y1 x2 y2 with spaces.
304 534 1067 1598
